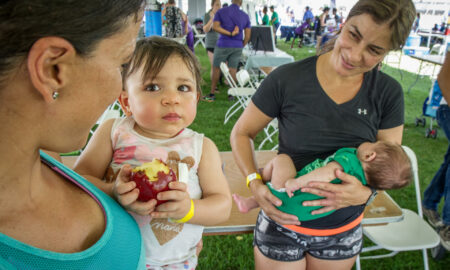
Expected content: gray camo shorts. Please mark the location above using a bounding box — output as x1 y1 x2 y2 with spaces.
253 211 363 261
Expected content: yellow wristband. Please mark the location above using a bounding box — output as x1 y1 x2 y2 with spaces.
169 199 195 223
246 172 262 188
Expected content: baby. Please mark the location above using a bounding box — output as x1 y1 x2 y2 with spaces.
233 141 412 221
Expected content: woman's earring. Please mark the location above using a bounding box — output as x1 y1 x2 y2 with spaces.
52 91 59 100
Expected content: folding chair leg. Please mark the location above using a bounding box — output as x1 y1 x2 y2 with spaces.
422 249 430 270
224 101 241 124
258 129 278 150
355 255 361 270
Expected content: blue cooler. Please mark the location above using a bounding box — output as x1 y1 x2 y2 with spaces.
145 2 162 37
403 46 429 56
405 34 421 47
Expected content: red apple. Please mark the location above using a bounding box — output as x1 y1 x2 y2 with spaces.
130 159 177 205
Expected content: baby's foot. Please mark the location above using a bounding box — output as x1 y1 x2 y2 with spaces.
232 194 258 213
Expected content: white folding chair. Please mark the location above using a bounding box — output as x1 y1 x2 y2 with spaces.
221 63 256 124
356 146 440 270
430 44 446 56
236 69 258 90
192 27 206 48
89 100 123 137
257 119 279 150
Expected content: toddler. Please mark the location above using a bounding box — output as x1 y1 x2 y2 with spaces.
75 36 231 269
233 141 412 221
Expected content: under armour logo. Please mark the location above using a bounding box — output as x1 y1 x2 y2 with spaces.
358 108 367 115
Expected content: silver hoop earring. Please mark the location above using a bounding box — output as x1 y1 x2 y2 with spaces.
52 91 59 100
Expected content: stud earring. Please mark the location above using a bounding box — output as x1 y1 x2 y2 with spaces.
52 91 59 100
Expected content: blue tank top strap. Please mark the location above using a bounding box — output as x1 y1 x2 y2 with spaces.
0 151 145 269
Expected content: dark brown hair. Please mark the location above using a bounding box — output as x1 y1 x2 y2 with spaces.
122 36 202 95
0 0 145 87
365 141 412 190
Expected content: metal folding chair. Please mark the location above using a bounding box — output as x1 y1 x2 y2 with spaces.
192 27 206 48
221 63 256 124
257 119 279 150
356 146 440 270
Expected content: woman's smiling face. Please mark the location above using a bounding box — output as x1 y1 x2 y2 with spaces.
330 14 391 78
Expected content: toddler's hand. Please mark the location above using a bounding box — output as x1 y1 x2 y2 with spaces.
151 181 191 220
113 164 157 216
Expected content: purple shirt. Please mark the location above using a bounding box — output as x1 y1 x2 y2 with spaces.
214 4 251 48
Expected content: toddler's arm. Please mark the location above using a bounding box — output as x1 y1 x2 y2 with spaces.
152 137 232 225
74 118 156 216
74 119 116 195
285 161 342 197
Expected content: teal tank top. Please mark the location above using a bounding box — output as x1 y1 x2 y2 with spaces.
0 151 145 269
268 148 367 221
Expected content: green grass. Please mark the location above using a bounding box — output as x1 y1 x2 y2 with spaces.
192 41 450 269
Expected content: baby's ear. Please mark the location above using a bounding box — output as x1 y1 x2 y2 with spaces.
364 151 377 162
118 91 132 116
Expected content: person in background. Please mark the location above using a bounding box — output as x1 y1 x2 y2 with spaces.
439 22 447 33
290 10 295 23
162 0 185 38
0 0 147 269
422 51 450 251
181 15 194 53
432 23 439 32
262 6 270 26
222 3 229 8
270 5 280 44
204 0 222 85
303 6 314 23
205 0 251 102
316 7 331 53
230 0 415 268
413 12 420 32
291 18 311 48
333 8 341 29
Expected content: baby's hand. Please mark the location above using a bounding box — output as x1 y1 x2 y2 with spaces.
151 181 192 220
113 164 157 216
285 178 302 198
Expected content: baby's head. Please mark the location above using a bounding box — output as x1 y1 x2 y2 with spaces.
357 141 412 190
119 36 202 138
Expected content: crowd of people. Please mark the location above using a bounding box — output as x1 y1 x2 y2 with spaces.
1 0 449 269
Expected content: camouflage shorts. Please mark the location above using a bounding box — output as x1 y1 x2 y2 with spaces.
253 211 363 261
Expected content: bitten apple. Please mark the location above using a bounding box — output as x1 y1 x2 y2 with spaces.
131 159 177 205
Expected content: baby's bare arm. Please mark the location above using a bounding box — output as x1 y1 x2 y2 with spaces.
268 154 297 190
285 161 342 197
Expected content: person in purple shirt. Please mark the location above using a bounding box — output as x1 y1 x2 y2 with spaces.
204 0 251 101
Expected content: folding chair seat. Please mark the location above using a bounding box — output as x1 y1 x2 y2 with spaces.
356 146 440 270
220 63 256 124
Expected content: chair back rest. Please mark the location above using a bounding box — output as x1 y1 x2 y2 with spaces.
236 69 250 87
237 69 258 90
220 62 238 88
401 145 423 217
